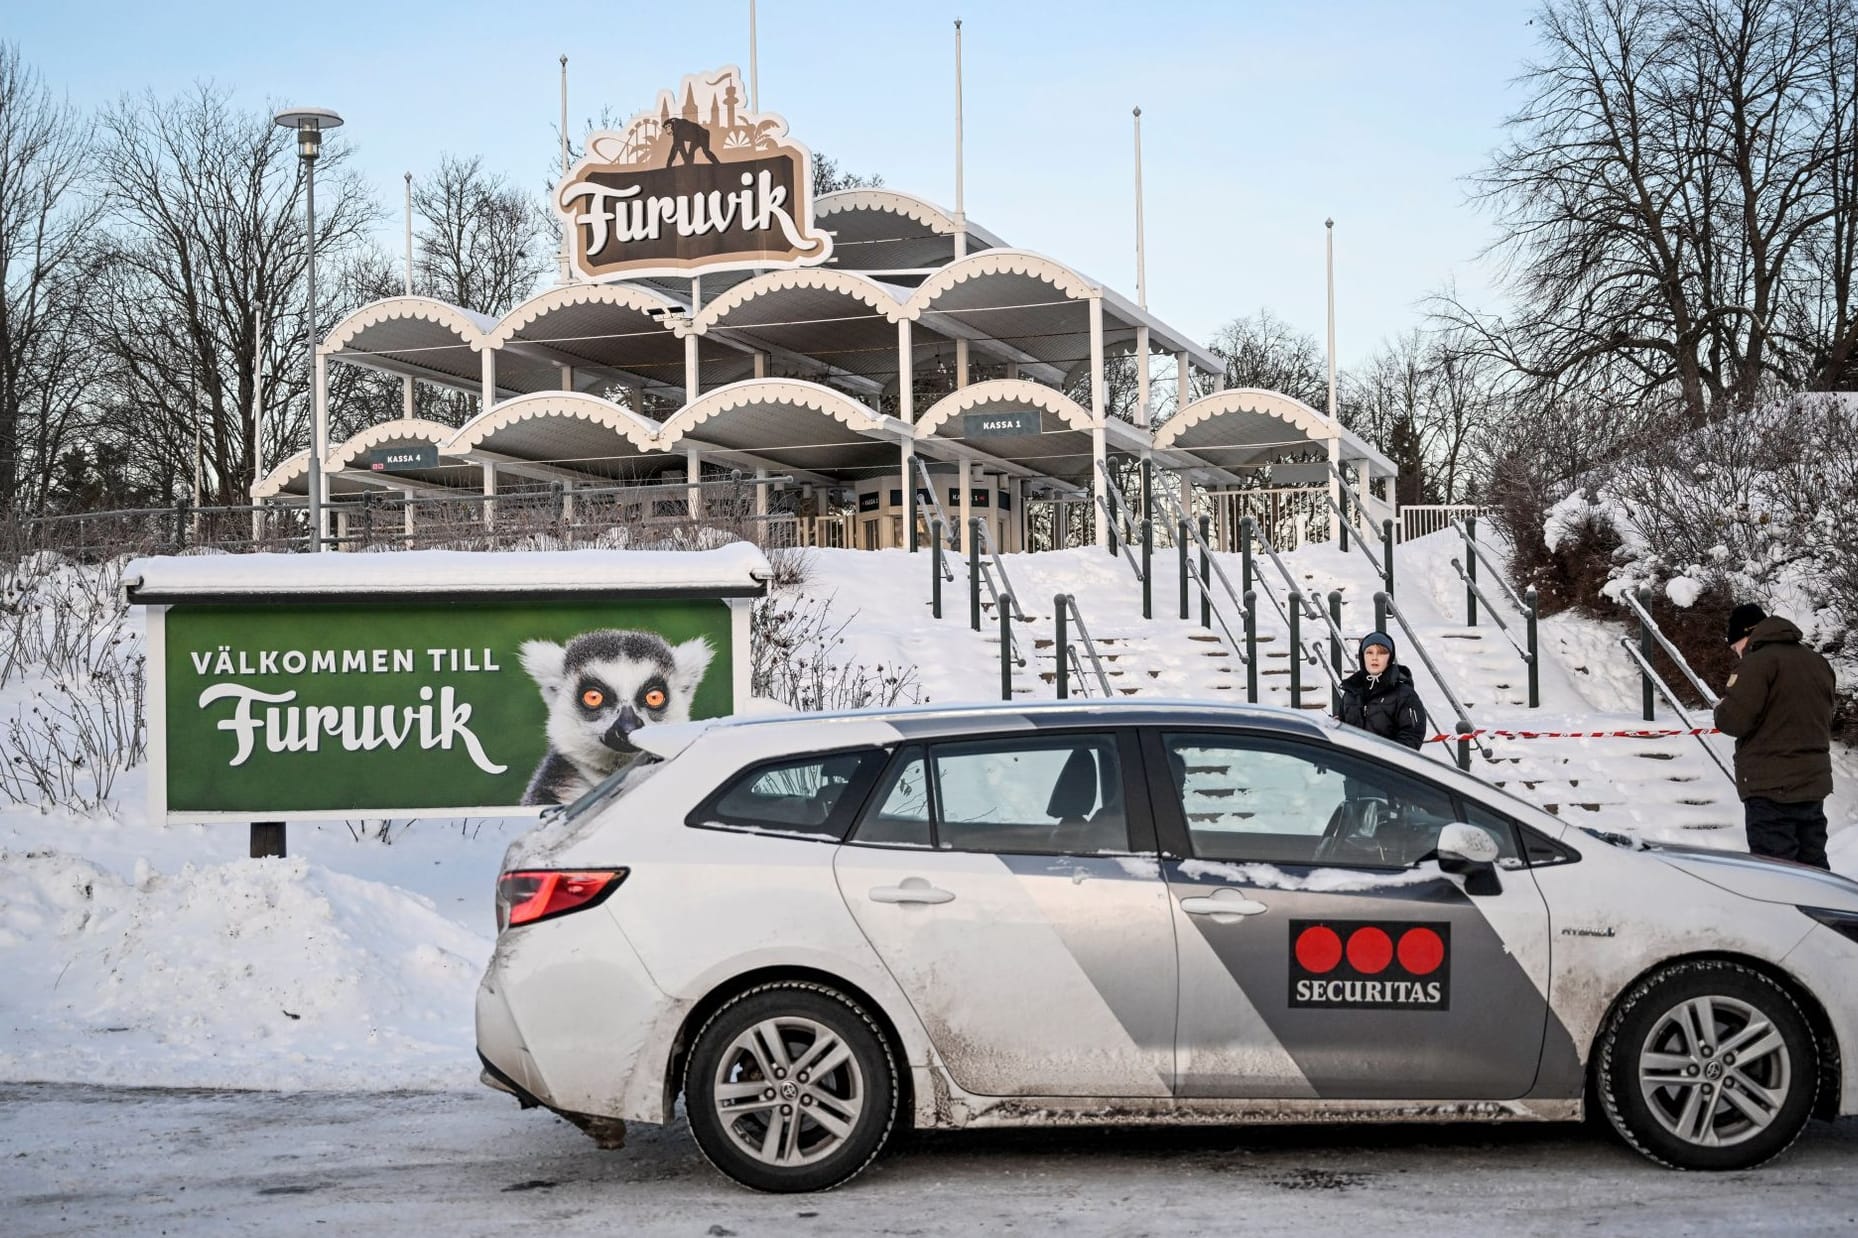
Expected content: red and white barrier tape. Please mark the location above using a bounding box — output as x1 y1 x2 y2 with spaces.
1424 726 1721 745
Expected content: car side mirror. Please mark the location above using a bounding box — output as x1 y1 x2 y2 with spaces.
1436 822 1503 896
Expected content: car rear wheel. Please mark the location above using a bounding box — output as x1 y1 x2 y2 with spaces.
684 982 898 1193
1597 960 1817 1170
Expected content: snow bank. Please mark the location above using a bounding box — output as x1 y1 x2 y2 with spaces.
0 848 490 1091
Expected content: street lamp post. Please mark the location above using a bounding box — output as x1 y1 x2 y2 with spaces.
274 107 343 552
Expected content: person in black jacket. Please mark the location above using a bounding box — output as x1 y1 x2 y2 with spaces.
1713 602 1835 869
1338 631 1427 750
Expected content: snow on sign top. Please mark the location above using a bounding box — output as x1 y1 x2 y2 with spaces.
122 544 772 602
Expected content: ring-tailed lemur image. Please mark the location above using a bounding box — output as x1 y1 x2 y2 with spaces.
518 628 716 806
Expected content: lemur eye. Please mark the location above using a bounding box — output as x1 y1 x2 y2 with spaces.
580 688 605 709
643 688 667 710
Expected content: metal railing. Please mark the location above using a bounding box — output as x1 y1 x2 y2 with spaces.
1403 504 1491 542
1203 486 1329 551
1376 590 1491 769
1617 633 1736 785
1242 518 1348 701
910 455 960 566
1167 491 1254 696
1324 464 1394 595
1622 586 1720 710
1054 593 1114 698
1449 518 1541 708
1093 459 1147 584
17 473 836 560
968 516 1028 675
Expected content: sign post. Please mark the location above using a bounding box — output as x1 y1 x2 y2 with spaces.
127 546 769 835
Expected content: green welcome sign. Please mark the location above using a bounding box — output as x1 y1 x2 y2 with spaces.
129 547 768 823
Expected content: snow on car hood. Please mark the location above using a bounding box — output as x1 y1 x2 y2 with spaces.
1652 845 1858 912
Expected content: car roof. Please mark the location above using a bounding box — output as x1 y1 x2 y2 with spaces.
648 698 1332 751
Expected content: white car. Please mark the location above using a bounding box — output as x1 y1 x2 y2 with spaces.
475 702 1858 1192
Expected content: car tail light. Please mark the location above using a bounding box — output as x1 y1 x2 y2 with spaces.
496 869 628 931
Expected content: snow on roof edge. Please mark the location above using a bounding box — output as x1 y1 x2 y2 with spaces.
124 544 772 599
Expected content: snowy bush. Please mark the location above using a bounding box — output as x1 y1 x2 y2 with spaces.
752 590 925 713
1519 394 1858 715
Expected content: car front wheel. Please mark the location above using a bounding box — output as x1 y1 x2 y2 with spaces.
684 982 898 1192
1597 960 1818 1170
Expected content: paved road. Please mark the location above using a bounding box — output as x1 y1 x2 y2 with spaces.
3 1085 1855 1236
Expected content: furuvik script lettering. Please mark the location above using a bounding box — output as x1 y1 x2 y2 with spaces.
561 169 822 257
196 683 508 774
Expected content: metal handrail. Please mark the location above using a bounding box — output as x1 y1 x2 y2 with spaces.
1167 490 1253 652
970 518 1027 669
1449 559 1532 661
1377 591 1493 762
1451 520 1529 614
1056 593 1114 697
1245 523 1351 693
911 456 961 567
1325 464 1387 567
1618 637 1735 783
1092 460 1147 581
1621 588 1720 707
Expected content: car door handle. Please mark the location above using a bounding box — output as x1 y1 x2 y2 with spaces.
1179 889 1269 917
868 877 956 905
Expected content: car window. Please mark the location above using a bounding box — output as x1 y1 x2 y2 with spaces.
693 749 883 842
1162 733 1513 868
930 735 1128 855
851 747 934 848
1453 799 1533 869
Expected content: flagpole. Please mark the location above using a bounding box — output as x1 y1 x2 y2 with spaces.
1133 107 1146 310
558 54 571 284
954 19 966 258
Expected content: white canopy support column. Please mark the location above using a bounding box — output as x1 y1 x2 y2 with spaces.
1135 325 1151 428
561 480 575 523
958 458 972 553
480 348 497 418
1088 294 1107 549
313 349 331 547
897 318 916 551
1327 430 1343 545
1176 351 1190 415
754 467 769 519
684 335 700 404
403 495 415 548
482 461 497 531
559 364 574 391
628 381 646 417
401 374 414 418
686 448 701 520
753 351 768 379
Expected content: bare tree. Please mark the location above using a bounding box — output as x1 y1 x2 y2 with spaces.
412 154 552 317
1444 0 1858 425
1204 308 1330 412
812 153 883 197
0 43 95 514
87 84 379 505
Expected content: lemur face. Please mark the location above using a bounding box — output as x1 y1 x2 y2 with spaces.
520 629 715 777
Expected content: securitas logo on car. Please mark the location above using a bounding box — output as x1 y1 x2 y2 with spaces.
1289 920 1451 1011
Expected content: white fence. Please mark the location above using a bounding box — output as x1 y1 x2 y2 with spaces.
1399 504 1492 542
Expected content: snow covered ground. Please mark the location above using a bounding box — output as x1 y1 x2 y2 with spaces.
1 531 1854 1102
6 1084 1858 1236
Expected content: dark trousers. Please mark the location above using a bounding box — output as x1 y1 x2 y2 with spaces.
1744 797 1830 870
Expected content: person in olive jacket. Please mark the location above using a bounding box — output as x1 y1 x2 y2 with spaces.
1713 602 1836 870
1338 631 1428 750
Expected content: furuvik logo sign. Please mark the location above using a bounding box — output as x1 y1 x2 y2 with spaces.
1288 920 1451 1011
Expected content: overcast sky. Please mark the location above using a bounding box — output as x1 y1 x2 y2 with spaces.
13 0 1545 366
